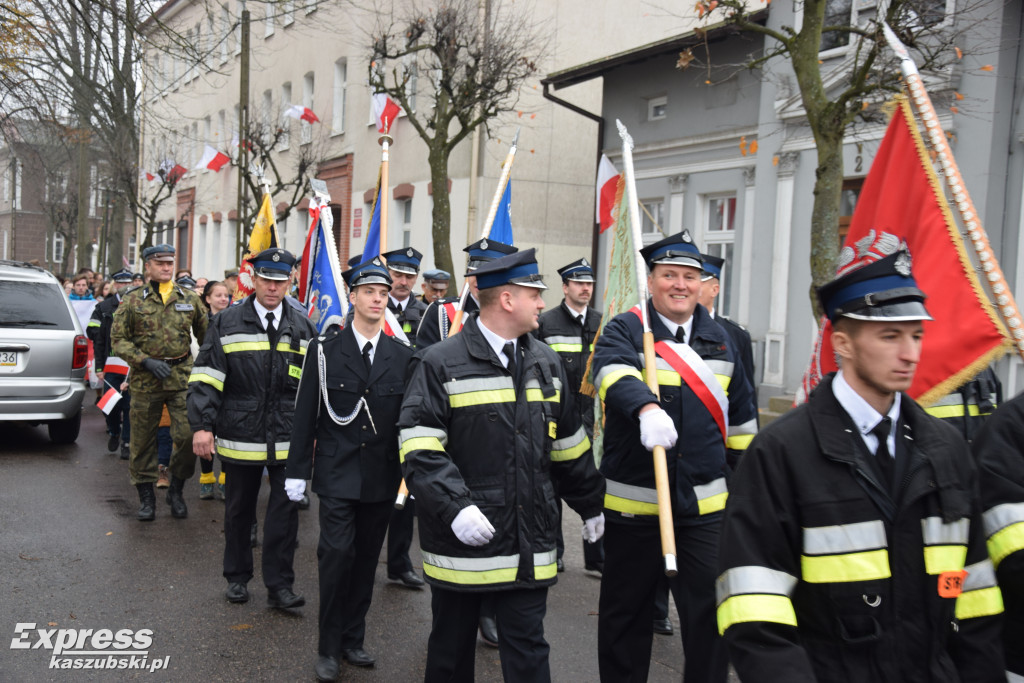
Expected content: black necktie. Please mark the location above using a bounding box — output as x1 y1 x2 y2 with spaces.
577 315 585 328
395 301 403 315
675 327 686 344
362 341 373 374
503 342 517 383
871 417 894 489
265 311 278 345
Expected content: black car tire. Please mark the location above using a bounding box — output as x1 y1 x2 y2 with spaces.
48 412 81 444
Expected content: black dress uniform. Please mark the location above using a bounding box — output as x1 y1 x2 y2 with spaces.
971 392 1024 679
87 269 134 456
398 250 605 682
286 259 414 669
591 233 757 683
187 250 316 602
718 247 1005 683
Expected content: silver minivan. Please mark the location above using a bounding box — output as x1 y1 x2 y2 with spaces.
0 261 88 443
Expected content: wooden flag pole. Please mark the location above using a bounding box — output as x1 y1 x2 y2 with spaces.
617 119 677 577
882 24 1024 362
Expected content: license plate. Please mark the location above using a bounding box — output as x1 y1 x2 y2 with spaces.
0 350 18 367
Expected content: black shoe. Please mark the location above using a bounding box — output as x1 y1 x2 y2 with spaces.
298 492 310 510
225 582 249 603
136 483 155 522
556 558 565 572
166 475 188 518
341 648 375 667
315 655 339 681
250 520 259 548
267 587 305 609
478 616 499 647
119 444 130 460
107 433 119 453
653 617 673 635
585 562 604 574
387 570 425 589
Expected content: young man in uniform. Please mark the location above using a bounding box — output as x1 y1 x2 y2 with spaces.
112 244 208 521
717 243 1005 682
591 230 757 683
188 248 316 609
88 268 135 458
399 249 605 682
535 257 605 573
285 258 414 681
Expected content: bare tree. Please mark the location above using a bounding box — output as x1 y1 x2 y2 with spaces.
368 0 544 278
691 0 969 312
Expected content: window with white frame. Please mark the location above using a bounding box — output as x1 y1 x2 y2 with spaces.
1 164 9 203
332 59 347 134
221 4 230 63
12 160 21 210
305 0 317 15
53 232 65 264
641 199 664 235
403 199 412 224
262 89 273 137
191 24 201 79
234 4 243 55
206 14 215 70
404 56 418 113
301 72 314 144
265 3 274 37
280 82 292 149
647 95 667 121
283 0 294 25
703 193 737 317
127 235 137 264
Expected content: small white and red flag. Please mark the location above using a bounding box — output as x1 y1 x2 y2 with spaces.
596 154 620 233
165 164 187 183
194 145 231 172
284 104 320 124
372 93 401 134
97 386 122 415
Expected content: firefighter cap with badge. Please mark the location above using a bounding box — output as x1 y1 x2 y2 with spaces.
558 258 595 283
251 248 297 281
464 238 517 271
817 240 932 323
639 230 703 271
342 256 393 290
382 247 423 275
471 248 547 290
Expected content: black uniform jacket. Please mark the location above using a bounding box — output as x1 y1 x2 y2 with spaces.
187 296 317 466
592 301 757 524
87 293 124 372
390 295 427 348
714 313 757 403
286 324 413 502
718 375 1005 683
535 301 601 433
397 315 605 592
971 392 1024 676
415 296 478 350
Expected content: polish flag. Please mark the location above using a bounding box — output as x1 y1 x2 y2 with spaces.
382 307 410 344
372 93 401 134
194 145 231 172
97 387 122 415
596 154 620 233
284 104 320 124
166 164 187 183
142 171 155 182
103 357 130 374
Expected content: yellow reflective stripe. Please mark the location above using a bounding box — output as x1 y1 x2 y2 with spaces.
656 369 681 386
801 549 891 583
597 365 643 401
424 563 518 585
421 551 556 585
549 343 584 353
276 341 308 355
525 388 560 403
604 493 659 516
695 478 728 515
714 373 730 393
551 432 590 462
188 372 225 391
223 341 271 353
925 404 982 419
923 545 968 575
399 436 445 461
87 320 101 327
726 434 754 450
988 521 1024 568
955 586 1003 619
717 594 797 635
449 389 516 408
698 492 728 515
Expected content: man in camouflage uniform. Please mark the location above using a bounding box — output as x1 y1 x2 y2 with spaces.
112 244 208 521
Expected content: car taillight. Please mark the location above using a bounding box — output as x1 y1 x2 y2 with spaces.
72 335 89 370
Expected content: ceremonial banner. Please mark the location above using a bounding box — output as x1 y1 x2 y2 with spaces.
489 181 514 246
306 215 347 332
233 193 279 302
363 168 384 260
800 97 1010 405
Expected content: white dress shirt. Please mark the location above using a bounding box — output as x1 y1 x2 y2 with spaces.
476 318 516 370
832 369 900 457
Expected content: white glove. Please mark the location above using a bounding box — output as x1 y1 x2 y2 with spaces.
451 505 495 547
639 407 678 451
582 513 605 543
284 478 306 502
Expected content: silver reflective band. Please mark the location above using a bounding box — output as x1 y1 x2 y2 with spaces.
189 366 225 382
399 426 448 444
716 566 798 605
444 376 514 395
983 502 1024 537
803 520 888 555
422 552 520 572
921 516 969 545
962 559 998 591
552 426 586 452
605 479 659 504
694 478 728 500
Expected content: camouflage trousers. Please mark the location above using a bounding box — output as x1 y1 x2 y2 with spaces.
128 389 196 485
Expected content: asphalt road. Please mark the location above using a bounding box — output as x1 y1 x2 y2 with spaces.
0 404 694 682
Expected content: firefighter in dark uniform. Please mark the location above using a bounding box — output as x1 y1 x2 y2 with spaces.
591 230 758 683
87 268 134 459
415 238 517 351
698 253 757 416
420 269 451 305
924 366 1002 443
535 257 604 573
398 249 605 683
971 391 1024 681
188 248 315 608
285 258 414 681
112 244 208 521
717 244 1005 682
380 247 428 589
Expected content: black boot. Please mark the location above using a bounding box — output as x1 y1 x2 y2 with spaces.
166 476 188 519
136 483 156 522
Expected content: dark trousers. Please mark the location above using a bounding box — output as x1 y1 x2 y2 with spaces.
317 496 391 657
102 372 130 442
386 497 415 575
425 586 550 683
128 389 195 484
222 462 298 591
598 517 727 683
555 497 605 566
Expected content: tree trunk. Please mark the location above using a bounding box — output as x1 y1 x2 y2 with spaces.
807 128 844 316
428 140 456 295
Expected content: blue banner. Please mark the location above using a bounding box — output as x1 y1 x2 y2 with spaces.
307 218 347 332
489 181 514 246
364 181 382 258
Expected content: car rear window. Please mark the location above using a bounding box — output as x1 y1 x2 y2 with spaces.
0 281 75 329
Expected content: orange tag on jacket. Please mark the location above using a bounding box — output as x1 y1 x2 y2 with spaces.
938 570 968 598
